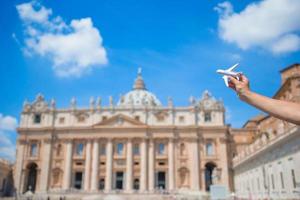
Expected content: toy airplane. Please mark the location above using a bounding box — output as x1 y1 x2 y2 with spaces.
216 63 242 87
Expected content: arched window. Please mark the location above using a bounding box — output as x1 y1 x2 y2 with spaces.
117 143 124 155
76 143 84 156
205 162 217 191
26 163 38 192
133 179 140 190
206 142 214 156
99 178 105 190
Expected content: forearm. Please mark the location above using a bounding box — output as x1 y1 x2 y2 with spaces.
240 90 300 125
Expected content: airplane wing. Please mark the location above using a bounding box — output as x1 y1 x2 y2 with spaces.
227 63 239 72
222 75 229 87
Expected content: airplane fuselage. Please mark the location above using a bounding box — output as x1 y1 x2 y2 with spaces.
216 70 240 77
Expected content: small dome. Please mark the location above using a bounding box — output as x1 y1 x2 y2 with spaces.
118 68 162 107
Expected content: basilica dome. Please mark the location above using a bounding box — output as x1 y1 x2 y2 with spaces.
118 69 162 107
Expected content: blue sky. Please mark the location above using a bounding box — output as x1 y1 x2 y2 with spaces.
0 0 300 160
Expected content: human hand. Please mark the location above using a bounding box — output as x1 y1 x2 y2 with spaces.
228 74 251 100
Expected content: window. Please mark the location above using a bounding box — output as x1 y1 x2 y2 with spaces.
204 112 211 122
206 142 214 156
100 144 106 155
179 116 185 123
99 178 105 190
117 143 124 155
76 143 84 156
271 174 275 189
133 179 139 190
157 116 165 122
157 143 165 155
59 117 65 124
30 143 38 157
74 172 83 189
34 114 41 124
78 116 85 123
102 116 107 121
280 172 285 189
291 169 297 188
133 144 139 155
134 116 140 121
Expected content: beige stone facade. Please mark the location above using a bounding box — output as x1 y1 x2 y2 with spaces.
15 70 232 195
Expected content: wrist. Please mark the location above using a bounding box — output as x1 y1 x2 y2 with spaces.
237 88 252 101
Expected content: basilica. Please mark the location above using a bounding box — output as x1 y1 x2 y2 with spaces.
14 64 300 199
15 69 232 195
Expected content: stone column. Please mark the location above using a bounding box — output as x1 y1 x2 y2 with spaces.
91 140 99 191
148 139 155 191
140 139 148 191
219 137 229 187
84 140 92 191
126 139 133 192
190 139 200 190
63 140 73 190
168 138 175 191
201 169 206 191
15 140 26 193
105 139 113 191
40 138 52 191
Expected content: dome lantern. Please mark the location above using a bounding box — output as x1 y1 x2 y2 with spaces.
133 67 146 90
118 68 162 107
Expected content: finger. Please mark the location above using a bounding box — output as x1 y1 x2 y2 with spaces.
228 81 236 90
228 84 235 90
229 76 239 85
240 74 249 82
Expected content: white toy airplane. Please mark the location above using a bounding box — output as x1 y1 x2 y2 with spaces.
216 63 242 87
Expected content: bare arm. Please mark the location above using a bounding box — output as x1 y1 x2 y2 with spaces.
228 75 300 125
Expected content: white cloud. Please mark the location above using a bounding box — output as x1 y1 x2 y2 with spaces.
0 114 18 131
16 1 108 77
17 1 52 23
0 114 18 161
214 1 233 18
215 0 300 54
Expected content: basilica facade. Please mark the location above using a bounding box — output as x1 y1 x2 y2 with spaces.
15 70 232 195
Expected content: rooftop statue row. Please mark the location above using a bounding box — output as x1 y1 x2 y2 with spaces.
22 69 224 112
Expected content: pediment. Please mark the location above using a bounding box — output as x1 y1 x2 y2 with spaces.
93 114 146 127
